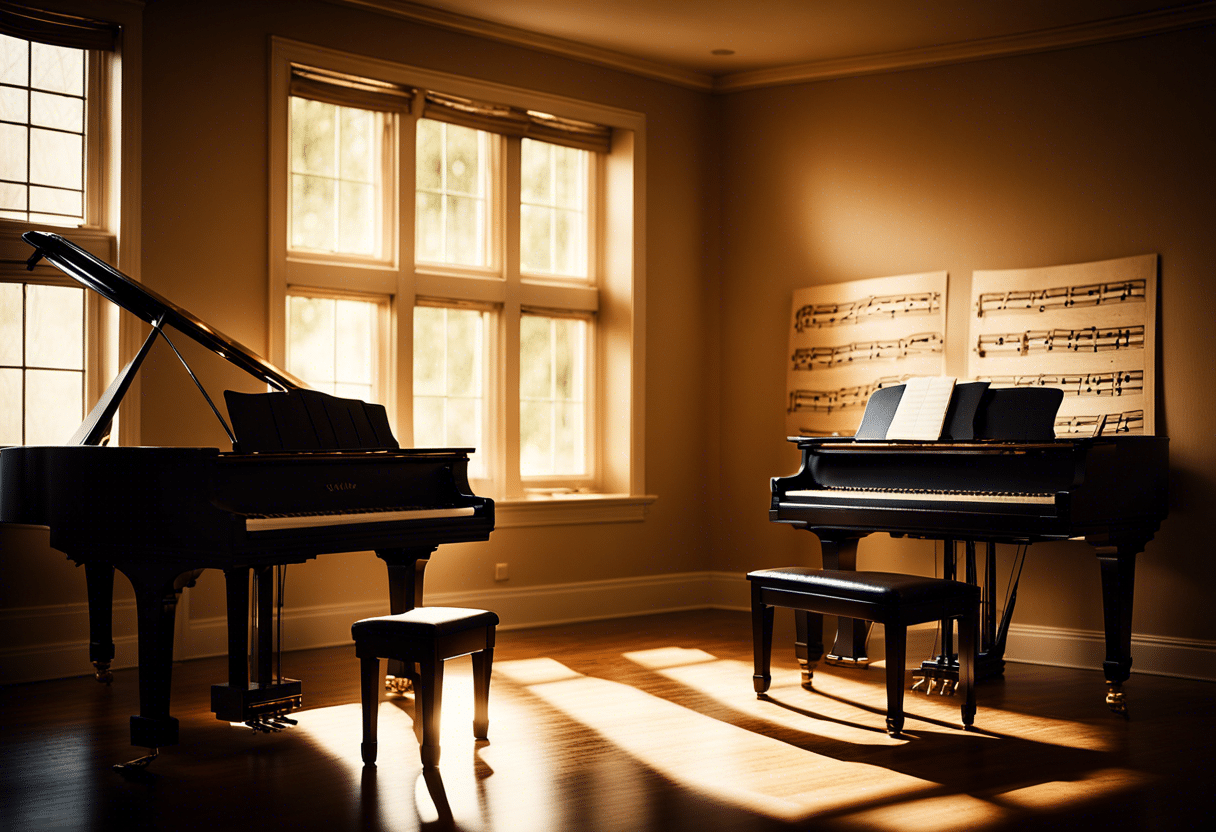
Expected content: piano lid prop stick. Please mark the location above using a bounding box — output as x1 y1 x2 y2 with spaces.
158 329 240 448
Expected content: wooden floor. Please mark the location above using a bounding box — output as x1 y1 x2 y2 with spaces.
2 609 1212 831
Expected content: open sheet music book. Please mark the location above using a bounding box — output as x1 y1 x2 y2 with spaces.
883 376 956 440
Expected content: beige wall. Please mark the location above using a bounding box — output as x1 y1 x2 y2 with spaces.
716 25 1216 642
3 2 1213 683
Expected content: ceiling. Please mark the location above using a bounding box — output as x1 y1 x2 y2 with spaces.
340 0 1216 89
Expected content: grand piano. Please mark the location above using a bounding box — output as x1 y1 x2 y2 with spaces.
0 232 494 766
770 380 1168 713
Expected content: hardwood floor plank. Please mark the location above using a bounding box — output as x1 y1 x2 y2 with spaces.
1 610 1211 831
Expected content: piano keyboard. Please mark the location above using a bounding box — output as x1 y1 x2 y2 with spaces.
785 487 1056 505
246 506 476 532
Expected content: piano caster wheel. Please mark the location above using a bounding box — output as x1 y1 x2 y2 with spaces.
93 661 113 685
385 675 414 695
113 748 158 774
1106 684 1129 716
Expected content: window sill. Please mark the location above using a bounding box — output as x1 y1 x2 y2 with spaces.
494 493 656 528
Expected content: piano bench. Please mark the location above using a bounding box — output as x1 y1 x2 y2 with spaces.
746 568 979 737
352 607 499 767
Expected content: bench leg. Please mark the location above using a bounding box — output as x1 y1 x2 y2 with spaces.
959 608 978 728
360 655 381 765
884 625 907 737
417 653 444 767
794 610 824 688
472 644 493 739
751 584 774 694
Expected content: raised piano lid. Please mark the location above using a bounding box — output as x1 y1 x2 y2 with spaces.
22 231 303 393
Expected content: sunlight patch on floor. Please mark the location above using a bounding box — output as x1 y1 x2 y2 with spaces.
994 766 1157 809
628 652 964 746
495 657 943 823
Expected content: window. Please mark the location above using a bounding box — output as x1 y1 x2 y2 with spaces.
271 40 647 519
0 4 125 447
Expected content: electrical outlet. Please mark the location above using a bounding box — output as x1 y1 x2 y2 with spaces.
495 563 509 581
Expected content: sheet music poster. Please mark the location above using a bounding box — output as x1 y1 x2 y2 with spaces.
967 254 1157 436
785 272 948 437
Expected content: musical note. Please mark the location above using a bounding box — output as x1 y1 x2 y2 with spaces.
978 370 1144 397
976 326 1144 357
794 292 942 331
791 332 943 370
976 279 1145 317
788 376 908 414
1054 409 1144 436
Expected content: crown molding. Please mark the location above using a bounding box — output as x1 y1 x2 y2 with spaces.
324 0 714 90
325 0 1216 94
715 1 1216 92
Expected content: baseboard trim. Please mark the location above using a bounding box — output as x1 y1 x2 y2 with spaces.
4 571 1214 684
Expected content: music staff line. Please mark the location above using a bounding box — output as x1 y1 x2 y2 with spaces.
791 332 943 370
788 375 910 414
980 370 1144 398
1055 409 1144 436
976 279 1145 317
975 325 1144 357
793 292 941 332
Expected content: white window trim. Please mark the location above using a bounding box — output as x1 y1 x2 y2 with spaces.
0 0 141 446
269 37 652 526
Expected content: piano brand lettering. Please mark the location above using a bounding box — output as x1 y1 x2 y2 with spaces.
327 481 357 492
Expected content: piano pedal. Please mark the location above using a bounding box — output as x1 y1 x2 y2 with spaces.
113 748 158 773
911 676 928 693
385 675 414 695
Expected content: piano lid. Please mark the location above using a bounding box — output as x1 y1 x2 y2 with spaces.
23 231 303 393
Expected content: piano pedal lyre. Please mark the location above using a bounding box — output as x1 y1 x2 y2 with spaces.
385 675 414 695
911 670 959 696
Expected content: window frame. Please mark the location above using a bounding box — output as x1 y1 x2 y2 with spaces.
269 38 650 525
0 1 139 448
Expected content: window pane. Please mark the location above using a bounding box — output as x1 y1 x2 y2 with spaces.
287 294 381 401
415 120 488 267
25 284 83 370
0 283 21 364
287 295 335 386
0 86 27 121
334 300 373 385
290 174 336 251
0 37 86 225
289 97 382 257
520 314 587 477
413 305 486 477
0 34 29 85
31 90 83 132
30 128 82 189
30 41 83 96
0 368 21 445
25 368 82 445
520 139 589 278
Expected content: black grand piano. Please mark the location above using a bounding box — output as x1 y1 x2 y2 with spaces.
770 381 1168 713
0 232 493 766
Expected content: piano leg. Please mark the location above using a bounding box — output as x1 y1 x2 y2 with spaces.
819 536 871 668
1091 536 1142 715
84 563 116 684
118 565 202 766
377 547 435 693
